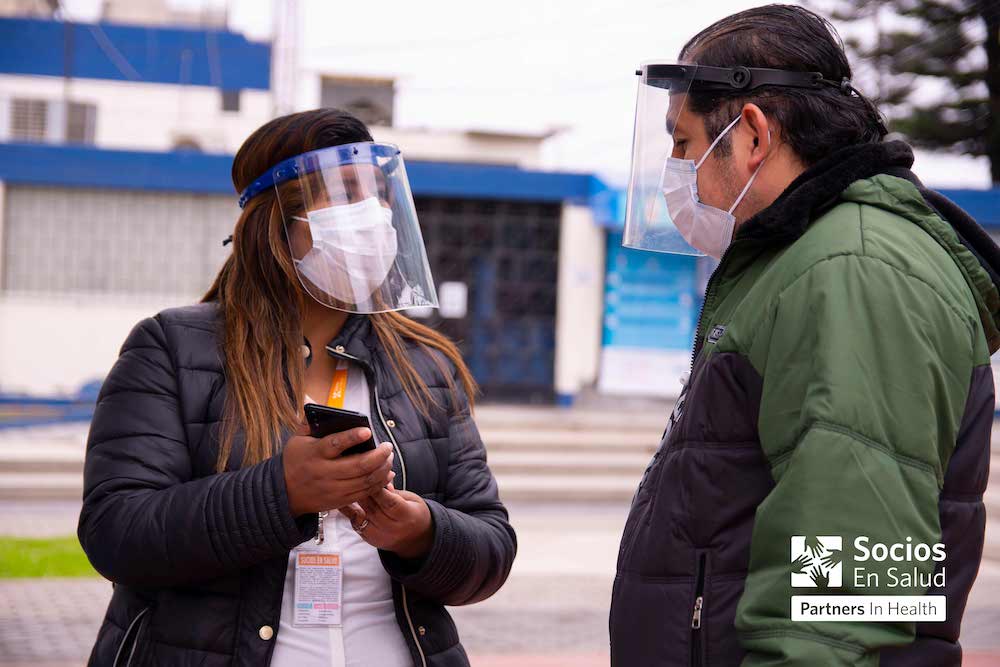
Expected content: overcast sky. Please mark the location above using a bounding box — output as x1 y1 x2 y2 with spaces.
64 0 993 189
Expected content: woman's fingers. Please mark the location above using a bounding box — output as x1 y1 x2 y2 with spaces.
359 496 377 518
368 470 395 495
321 428 376 459
371 486 407 518
327 443 393 480
337 503 365 524
336 474 389 504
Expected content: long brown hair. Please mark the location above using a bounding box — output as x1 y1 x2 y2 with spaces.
203 109 477 472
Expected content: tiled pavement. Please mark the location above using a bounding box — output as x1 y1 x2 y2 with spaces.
0 500 623 666
2 499 1000 666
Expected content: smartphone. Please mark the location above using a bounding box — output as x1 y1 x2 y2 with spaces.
304 403 378 458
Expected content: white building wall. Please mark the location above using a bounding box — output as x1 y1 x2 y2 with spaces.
296 70 548 167
0 75 272 154
371 126 546 167
553 203 605 403
0 184 237 395
0 293 191 395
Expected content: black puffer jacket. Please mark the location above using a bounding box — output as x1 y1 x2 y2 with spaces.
611 144 997 665
78 302 516 666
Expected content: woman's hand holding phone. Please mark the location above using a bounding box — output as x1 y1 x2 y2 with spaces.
342 484 434 559
283 422 396 517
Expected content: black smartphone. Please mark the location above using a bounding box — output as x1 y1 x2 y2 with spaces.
304 403 378 458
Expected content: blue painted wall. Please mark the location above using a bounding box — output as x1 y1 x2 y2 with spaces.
938 188 1000 227
0 142 613 205
0 17 269 90
0 142 236 194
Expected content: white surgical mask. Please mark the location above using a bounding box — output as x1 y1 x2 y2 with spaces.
660 115 768 259
292 197 398 305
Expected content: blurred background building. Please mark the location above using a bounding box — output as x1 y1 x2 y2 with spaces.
0 0 998 423
0 0 615 414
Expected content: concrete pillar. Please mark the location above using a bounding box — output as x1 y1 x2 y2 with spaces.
553 203 606 406
0 179 7 394
0 180 6 291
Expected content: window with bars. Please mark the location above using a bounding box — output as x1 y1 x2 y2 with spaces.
320 77 394 127
66 101 97 144
220 89 241 112
414 197 561 401
9 98 96 144
10 98 47 142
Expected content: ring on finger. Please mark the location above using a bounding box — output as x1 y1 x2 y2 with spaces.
353 518 370 533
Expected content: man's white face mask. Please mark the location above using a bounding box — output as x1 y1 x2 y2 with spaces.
659 115 769 259
292 197 399 304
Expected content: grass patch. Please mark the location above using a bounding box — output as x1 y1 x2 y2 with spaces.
0 536 99 578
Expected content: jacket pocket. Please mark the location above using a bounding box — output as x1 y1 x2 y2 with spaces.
113 606 150 667
617 442 671 572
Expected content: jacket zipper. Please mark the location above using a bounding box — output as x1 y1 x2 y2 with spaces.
691 553 706 667
112 607 149 667
690 258 724 373
689 240 749 374
326 345 427 667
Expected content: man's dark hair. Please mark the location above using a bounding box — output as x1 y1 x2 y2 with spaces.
680 4 887 165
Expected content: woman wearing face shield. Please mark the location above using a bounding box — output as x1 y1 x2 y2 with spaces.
77 109 516 667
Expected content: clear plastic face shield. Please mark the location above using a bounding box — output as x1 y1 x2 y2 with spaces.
239 142 438 314
623 63 699 256
623 63 845 257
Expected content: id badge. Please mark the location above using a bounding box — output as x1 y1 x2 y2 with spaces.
293 550 343 626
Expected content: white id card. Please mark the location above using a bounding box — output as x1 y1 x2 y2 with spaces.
293 551 343 626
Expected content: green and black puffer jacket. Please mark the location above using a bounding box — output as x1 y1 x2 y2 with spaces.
610 141 999 667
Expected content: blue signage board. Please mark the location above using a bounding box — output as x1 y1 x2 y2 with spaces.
602 232 698 350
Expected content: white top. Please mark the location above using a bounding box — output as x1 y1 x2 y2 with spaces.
270 360 411 667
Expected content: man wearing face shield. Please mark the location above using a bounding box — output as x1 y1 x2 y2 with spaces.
611 6 1000 666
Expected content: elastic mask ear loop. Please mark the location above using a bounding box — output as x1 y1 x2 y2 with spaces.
727 129 772 215
695 115 743 170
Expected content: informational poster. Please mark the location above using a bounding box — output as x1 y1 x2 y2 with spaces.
598 232 699 398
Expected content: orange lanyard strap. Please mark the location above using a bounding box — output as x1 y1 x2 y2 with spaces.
326 359 349 408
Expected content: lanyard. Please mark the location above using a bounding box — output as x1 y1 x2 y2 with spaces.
316 358 349 545
326 360 349 408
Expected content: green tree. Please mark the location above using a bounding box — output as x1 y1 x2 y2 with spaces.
818 0 1000 184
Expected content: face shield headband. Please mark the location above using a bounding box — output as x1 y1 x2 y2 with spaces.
641 63 861 96
622 62 874 257
238 142 402 210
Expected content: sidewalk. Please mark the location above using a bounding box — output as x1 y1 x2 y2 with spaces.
2 411 1000 665
3 500 1000 665
0 500 620 666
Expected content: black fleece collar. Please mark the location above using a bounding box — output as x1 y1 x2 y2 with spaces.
300 313 375 369
734 140 915 246
326 313 376 365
